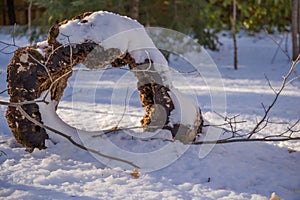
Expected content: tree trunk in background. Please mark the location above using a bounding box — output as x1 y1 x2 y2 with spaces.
28 0 33 43
131 0 139 20
232 0 238 70
298 0 300 55
6 0 16 25
172 0 179 28
292 0 299 60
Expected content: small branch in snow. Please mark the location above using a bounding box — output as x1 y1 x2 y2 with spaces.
0 150 8 160
286 76 300 86
0 89 8 95
0 25 19 54
109 87 129 131
92 125 161 138
265 29 291 62
193 135 300 145
195 118 300 145
5 102 139 168
247 54 300 139
264 74 277 94
91 55 300 145
0 99 48 107
0 41 19 55
193 56 300 145
212 112 244 138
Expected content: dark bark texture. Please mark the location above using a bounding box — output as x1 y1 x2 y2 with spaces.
6 12 203 150
292 0 300 60
6 0 16 25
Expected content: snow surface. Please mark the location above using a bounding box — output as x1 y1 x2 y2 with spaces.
54 11 171 86
37 11 200 129
168 88 199 126
1 27 300 200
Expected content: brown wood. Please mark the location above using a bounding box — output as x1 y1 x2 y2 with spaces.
292 0 299 60
0 0 45 25
6 12 203 150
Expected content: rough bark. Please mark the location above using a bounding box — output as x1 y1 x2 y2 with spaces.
6 41 99 151
110 53 175 131
298 1 300 54
292 0 299 60
6 12 203 150
298 0 300 55
6 0 16 25
232 0 238 70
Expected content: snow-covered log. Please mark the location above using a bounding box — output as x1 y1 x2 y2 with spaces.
6 11 203 151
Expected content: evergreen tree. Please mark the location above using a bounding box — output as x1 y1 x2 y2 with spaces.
23 0 292 50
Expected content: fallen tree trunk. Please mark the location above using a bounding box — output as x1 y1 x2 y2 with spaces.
6 11 203 151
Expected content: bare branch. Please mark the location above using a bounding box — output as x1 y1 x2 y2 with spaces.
110 87 129 131
286 76 300 86
41 70 72 103
193 136 300 145
12 103 139 169
0 89 8 95
0 26 18 54
0 150 8 158
264 74 277 94
200 56 300 144
27 53 53 83
265 29 291 61
1 35 141 168
247 54 300 139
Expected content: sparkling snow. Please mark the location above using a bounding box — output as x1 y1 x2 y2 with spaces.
1 27 300 200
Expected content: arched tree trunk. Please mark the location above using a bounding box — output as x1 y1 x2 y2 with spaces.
6 11 203 151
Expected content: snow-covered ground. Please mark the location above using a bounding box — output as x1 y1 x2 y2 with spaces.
0 25 300 200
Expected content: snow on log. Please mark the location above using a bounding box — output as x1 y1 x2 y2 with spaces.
6 11 203 151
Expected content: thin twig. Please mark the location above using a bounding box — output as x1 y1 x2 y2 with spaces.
192 136 300 145
248 54 300 139
0 89 8 95
41 70 72 102
14 104 139 168
110 87 129 131
0 25 18 54
27 52 53 82
0 150 8 157
264 74 277 94
0 99 48 107
265 29 291 61
286 76 300 86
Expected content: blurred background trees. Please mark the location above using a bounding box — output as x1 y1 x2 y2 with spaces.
0 0 295 54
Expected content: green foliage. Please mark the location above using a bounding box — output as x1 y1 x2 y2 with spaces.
138 0 220 50
25 0 131 41
31 0 106 26
207 0 291 33
23 0 291 49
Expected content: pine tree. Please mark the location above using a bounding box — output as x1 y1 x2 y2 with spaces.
23 0 292 51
